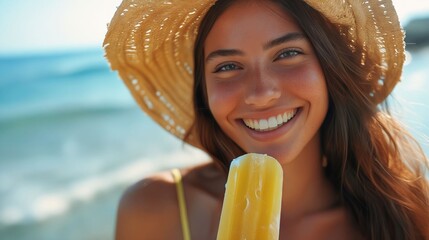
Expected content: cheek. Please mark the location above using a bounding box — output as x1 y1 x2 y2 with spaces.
206 81 242 121
284 62 328 101
298 64 329 121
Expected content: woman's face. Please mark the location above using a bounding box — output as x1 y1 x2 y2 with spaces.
204 1 328 164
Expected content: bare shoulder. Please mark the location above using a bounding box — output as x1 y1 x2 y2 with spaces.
115 162 226 240
115 169 181 240
175 162 227 239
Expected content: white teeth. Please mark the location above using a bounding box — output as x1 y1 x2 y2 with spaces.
276 115 282 124
243 109 297 131
254 120 259 130
259 119 269 129
268 117 277 128
243 119 251 128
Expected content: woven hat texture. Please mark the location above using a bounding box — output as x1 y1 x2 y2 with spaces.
103 0 405 148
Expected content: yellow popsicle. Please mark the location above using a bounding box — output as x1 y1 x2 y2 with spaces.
217 153 283 240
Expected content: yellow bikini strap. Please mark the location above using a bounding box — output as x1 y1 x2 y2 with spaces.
171 169 191 240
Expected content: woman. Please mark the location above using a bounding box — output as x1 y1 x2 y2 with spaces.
104 0 429 239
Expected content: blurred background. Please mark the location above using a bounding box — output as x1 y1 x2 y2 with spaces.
0 0 428 239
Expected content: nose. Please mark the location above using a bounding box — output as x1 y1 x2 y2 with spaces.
244 71 281 107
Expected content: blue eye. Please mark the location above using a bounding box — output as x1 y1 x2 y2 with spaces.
275 49 302 60
214 63 241 73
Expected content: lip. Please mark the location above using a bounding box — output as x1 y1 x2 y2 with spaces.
240 107 301 141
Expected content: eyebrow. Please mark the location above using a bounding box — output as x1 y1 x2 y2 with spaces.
205 49 244 63
205 32 306 63
263 32 306 50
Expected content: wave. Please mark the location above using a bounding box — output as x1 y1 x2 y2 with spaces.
0 104 136 128
0 148 209 227
0 48 111 87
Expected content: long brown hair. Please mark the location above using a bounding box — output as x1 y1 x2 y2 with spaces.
187 0 429 239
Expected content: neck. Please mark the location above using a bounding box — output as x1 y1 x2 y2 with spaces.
280 136 338 222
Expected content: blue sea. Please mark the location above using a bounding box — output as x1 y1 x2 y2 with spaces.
0 47 428 240
0 48 208 240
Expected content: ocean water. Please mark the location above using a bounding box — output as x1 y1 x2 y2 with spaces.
0 47 428 240
0 49 208 240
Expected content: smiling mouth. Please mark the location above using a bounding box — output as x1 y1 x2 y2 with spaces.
243 109 298 132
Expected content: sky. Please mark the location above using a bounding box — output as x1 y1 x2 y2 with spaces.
0 0 121 55
0 0 428 55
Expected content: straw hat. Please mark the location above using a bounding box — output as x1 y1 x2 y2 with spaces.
103 0 405 148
